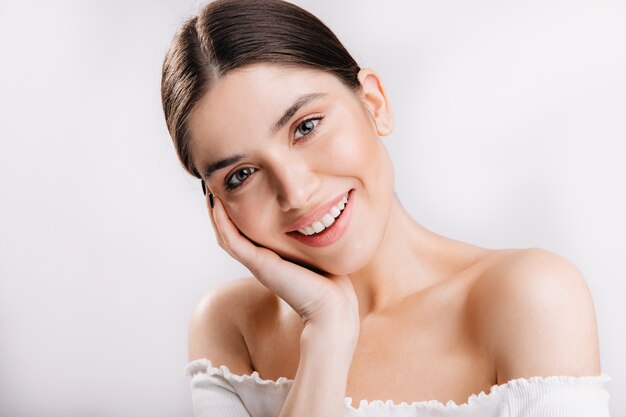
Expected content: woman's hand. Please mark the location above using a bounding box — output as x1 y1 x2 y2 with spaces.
207 193 359 338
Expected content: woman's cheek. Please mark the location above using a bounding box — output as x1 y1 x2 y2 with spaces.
224 202 253 233
326 126 384 177
327 134 361 171
226 201 273 243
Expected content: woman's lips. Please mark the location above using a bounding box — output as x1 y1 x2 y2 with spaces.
285 190 350 233
285 189 354 247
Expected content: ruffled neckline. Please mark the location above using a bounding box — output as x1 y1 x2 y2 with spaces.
185 358 611 412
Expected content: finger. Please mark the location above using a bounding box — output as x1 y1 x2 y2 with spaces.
207 196 346 321
210 198 328 298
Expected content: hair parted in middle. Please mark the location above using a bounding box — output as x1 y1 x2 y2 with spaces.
161 0 362 179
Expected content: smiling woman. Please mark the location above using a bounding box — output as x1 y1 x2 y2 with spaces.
160 1 612 416
187 63 394 269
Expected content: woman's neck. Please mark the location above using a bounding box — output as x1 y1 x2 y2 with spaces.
347 195 481 320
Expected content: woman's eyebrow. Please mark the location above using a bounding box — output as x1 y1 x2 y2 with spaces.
271 92 327 135
204 154 246 179
204 93 327 180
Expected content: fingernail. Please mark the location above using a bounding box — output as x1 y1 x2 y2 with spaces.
209 192 214 208
201 180 206 196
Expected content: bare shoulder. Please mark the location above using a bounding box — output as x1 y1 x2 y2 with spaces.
468 248 601 383
187 276 275 375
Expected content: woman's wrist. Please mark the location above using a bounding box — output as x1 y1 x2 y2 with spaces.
300 320 359 359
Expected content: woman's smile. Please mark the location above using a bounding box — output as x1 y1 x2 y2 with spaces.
188 63 395 273
286 189 355 247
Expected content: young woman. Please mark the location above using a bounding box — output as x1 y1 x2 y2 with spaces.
161 0 611 416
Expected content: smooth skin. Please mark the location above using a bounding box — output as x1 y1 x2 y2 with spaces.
186 63 601 414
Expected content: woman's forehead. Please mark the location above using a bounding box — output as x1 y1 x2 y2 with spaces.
189 64 350 149
199 64 344 117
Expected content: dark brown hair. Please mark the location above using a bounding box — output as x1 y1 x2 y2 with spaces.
161 0 361 179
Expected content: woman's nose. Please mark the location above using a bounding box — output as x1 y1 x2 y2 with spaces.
272 159 321 212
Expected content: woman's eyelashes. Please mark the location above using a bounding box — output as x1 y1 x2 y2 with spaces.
294 116 323 141
225 166 257 190
223 115 324 191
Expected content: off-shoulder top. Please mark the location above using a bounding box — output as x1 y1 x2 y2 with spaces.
184 359 612 416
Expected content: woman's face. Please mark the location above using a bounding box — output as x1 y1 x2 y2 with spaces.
189 63 395 274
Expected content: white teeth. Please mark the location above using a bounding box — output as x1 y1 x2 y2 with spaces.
320 213 335 227
311 221 325 233
295 192 350 236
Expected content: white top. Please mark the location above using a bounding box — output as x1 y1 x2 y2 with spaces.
185 359 612 417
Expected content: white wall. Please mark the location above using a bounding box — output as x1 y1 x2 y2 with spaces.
0 1 624 416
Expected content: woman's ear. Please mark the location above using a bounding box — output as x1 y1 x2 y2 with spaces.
357 68 394 137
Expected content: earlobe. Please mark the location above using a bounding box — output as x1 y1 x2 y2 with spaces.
357 68 394 137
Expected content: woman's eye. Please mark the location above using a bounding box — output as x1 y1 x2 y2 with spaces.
294 117 322 140
225 167 256 189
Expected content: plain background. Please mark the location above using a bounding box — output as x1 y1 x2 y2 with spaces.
0 0 624 416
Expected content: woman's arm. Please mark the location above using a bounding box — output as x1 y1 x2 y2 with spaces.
188 279 358 417
201 194 360 417
277 317 357 417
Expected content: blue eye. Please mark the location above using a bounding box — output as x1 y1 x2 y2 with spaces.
225 167 256 190
294 117 322 140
